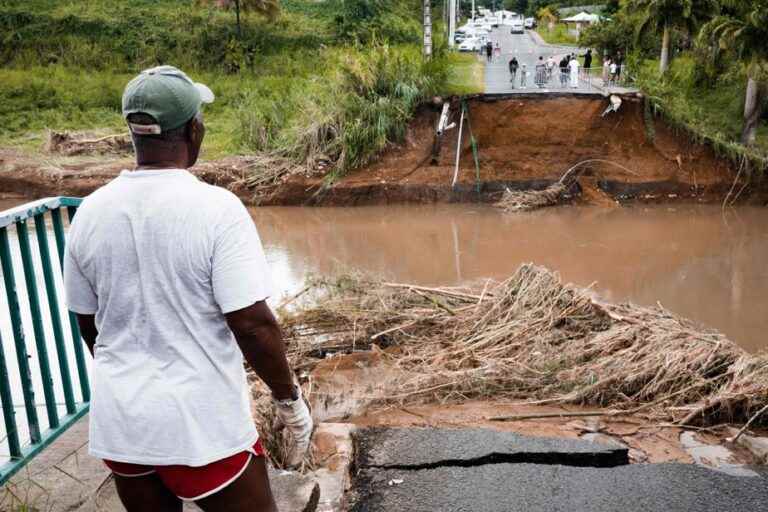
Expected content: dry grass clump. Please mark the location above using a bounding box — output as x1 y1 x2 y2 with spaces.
281 264 768 427
496 183 568 212
242 154 311 198
45 130 132 156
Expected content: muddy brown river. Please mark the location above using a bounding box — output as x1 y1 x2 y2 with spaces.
250 204 768 353
1 199 766 355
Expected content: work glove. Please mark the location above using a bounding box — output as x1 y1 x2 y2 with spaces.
273 385 313 469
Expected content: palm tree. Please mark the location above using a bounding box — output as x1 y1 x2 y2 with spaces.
203 0 280 37
699 0 768 145
537 7 557 31
629 0 715 74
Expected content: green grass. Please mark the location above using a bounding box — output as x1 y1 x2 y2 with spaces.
444 53 485 95
0 0 457 175
535 25 578 46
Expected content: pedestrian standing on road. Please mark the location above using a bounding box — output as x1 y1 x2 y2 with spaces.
602 57 612 86
609 60 618 85
546 55 556 81
509 57 519 84
535 56 547 88
559 56 569 87
520 63 528 88
569 54 580 88
494 42 501 61
615 51 623 83
486 41 493 62
64 65 314 512
584 49 593 71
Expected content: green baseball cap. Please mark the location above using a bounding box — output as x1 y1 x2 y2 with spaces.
122 65 215 135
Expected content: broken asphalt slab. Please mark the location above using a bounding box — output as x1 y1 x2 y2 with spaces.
350 462 768 512
354 427 629 470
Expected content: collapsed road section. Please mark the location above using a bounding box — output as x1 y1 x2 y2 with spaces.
348 427 768 512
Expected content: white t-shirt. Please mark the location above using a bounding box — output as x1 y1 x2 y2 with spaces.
64 169 273 466
569 59 580 72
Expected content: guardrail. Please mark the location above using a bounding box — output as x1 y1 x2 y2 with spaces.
0 197 88 484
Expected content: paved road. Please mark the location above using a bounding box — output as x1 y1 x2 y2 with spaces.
482 29 625 95
351 427 768 512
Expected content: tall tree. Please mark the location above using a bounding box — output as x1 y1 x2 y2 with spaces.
699 0 768 145
629 0 714 74
203 0 279 37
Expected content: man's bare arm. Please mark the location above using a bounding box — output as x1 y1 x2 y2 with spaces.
225 301 295 400
74 314 97 357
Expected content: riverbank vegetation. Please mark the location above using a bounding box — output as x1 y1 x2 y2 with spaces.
578 0 768 170
0 0 469 178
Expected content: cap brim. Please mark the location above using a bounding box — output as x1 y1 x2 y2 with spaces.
195 83 215 104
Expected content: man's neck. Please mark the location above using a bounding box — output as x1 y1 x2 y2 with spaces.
134 159 187 171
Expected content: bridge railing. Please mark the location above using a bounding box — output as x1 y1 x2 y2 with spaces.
578 66 637 91
0 197 89 484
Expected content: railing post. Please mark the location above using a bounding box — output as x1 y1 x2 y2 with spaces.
0 227 42 443
0 331 22 459
34 213 76 415
16 220 59 429
61 206 90 402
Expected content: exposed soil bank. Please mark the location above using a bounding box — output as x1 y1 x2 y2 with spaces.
263 95 752 206
1 96 760 205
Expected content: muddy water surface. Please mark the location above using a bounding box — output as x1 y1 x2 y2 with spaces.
252 204 768 353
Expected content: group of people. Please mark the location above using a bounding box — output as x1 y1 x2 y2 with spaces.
508 52 584 89
602 52 624 86
508 49 623 90
484 40 502 62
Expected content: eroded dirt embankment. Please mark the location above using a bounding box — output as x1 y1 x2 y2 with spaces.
0 96 750 206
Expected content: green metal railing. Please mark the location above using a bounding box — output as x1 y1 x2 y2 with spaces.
0 197 88 484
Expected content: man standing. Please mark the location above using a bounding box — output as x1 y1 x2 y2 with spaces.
583 49 593 71
509 56 519 84
559 55 569 87
569 54 580 88
64 65 313 512
486 40 493 62
535 56 547 88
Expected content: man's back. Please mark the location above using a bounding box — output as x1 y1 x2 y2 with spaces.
65 169 273 466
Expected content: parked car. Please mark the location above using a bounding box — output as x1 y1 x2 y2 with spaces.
524 17 536 29
510 19 524 34
458 37 482 52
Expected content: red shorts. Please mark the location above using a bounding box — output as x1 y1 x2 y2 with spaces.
103 439 266 501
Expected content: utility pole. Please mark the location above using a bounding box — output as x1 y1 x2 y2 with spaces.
448 0 456 48
423 0 432 58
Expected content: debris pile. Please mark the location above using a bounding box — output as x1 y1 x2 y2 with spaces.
281 264 768 428
45 131 132 156
495 159 637 212
496 183 568 212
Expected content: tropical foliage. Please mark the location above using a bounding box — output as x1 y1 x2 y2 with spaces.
580 0 767 158
627 0 716 73
698 0 768 144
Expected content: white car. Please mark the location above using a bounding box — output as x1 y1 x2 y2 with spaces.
458 37 482 52
524 18 535 29
510 19 524 34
